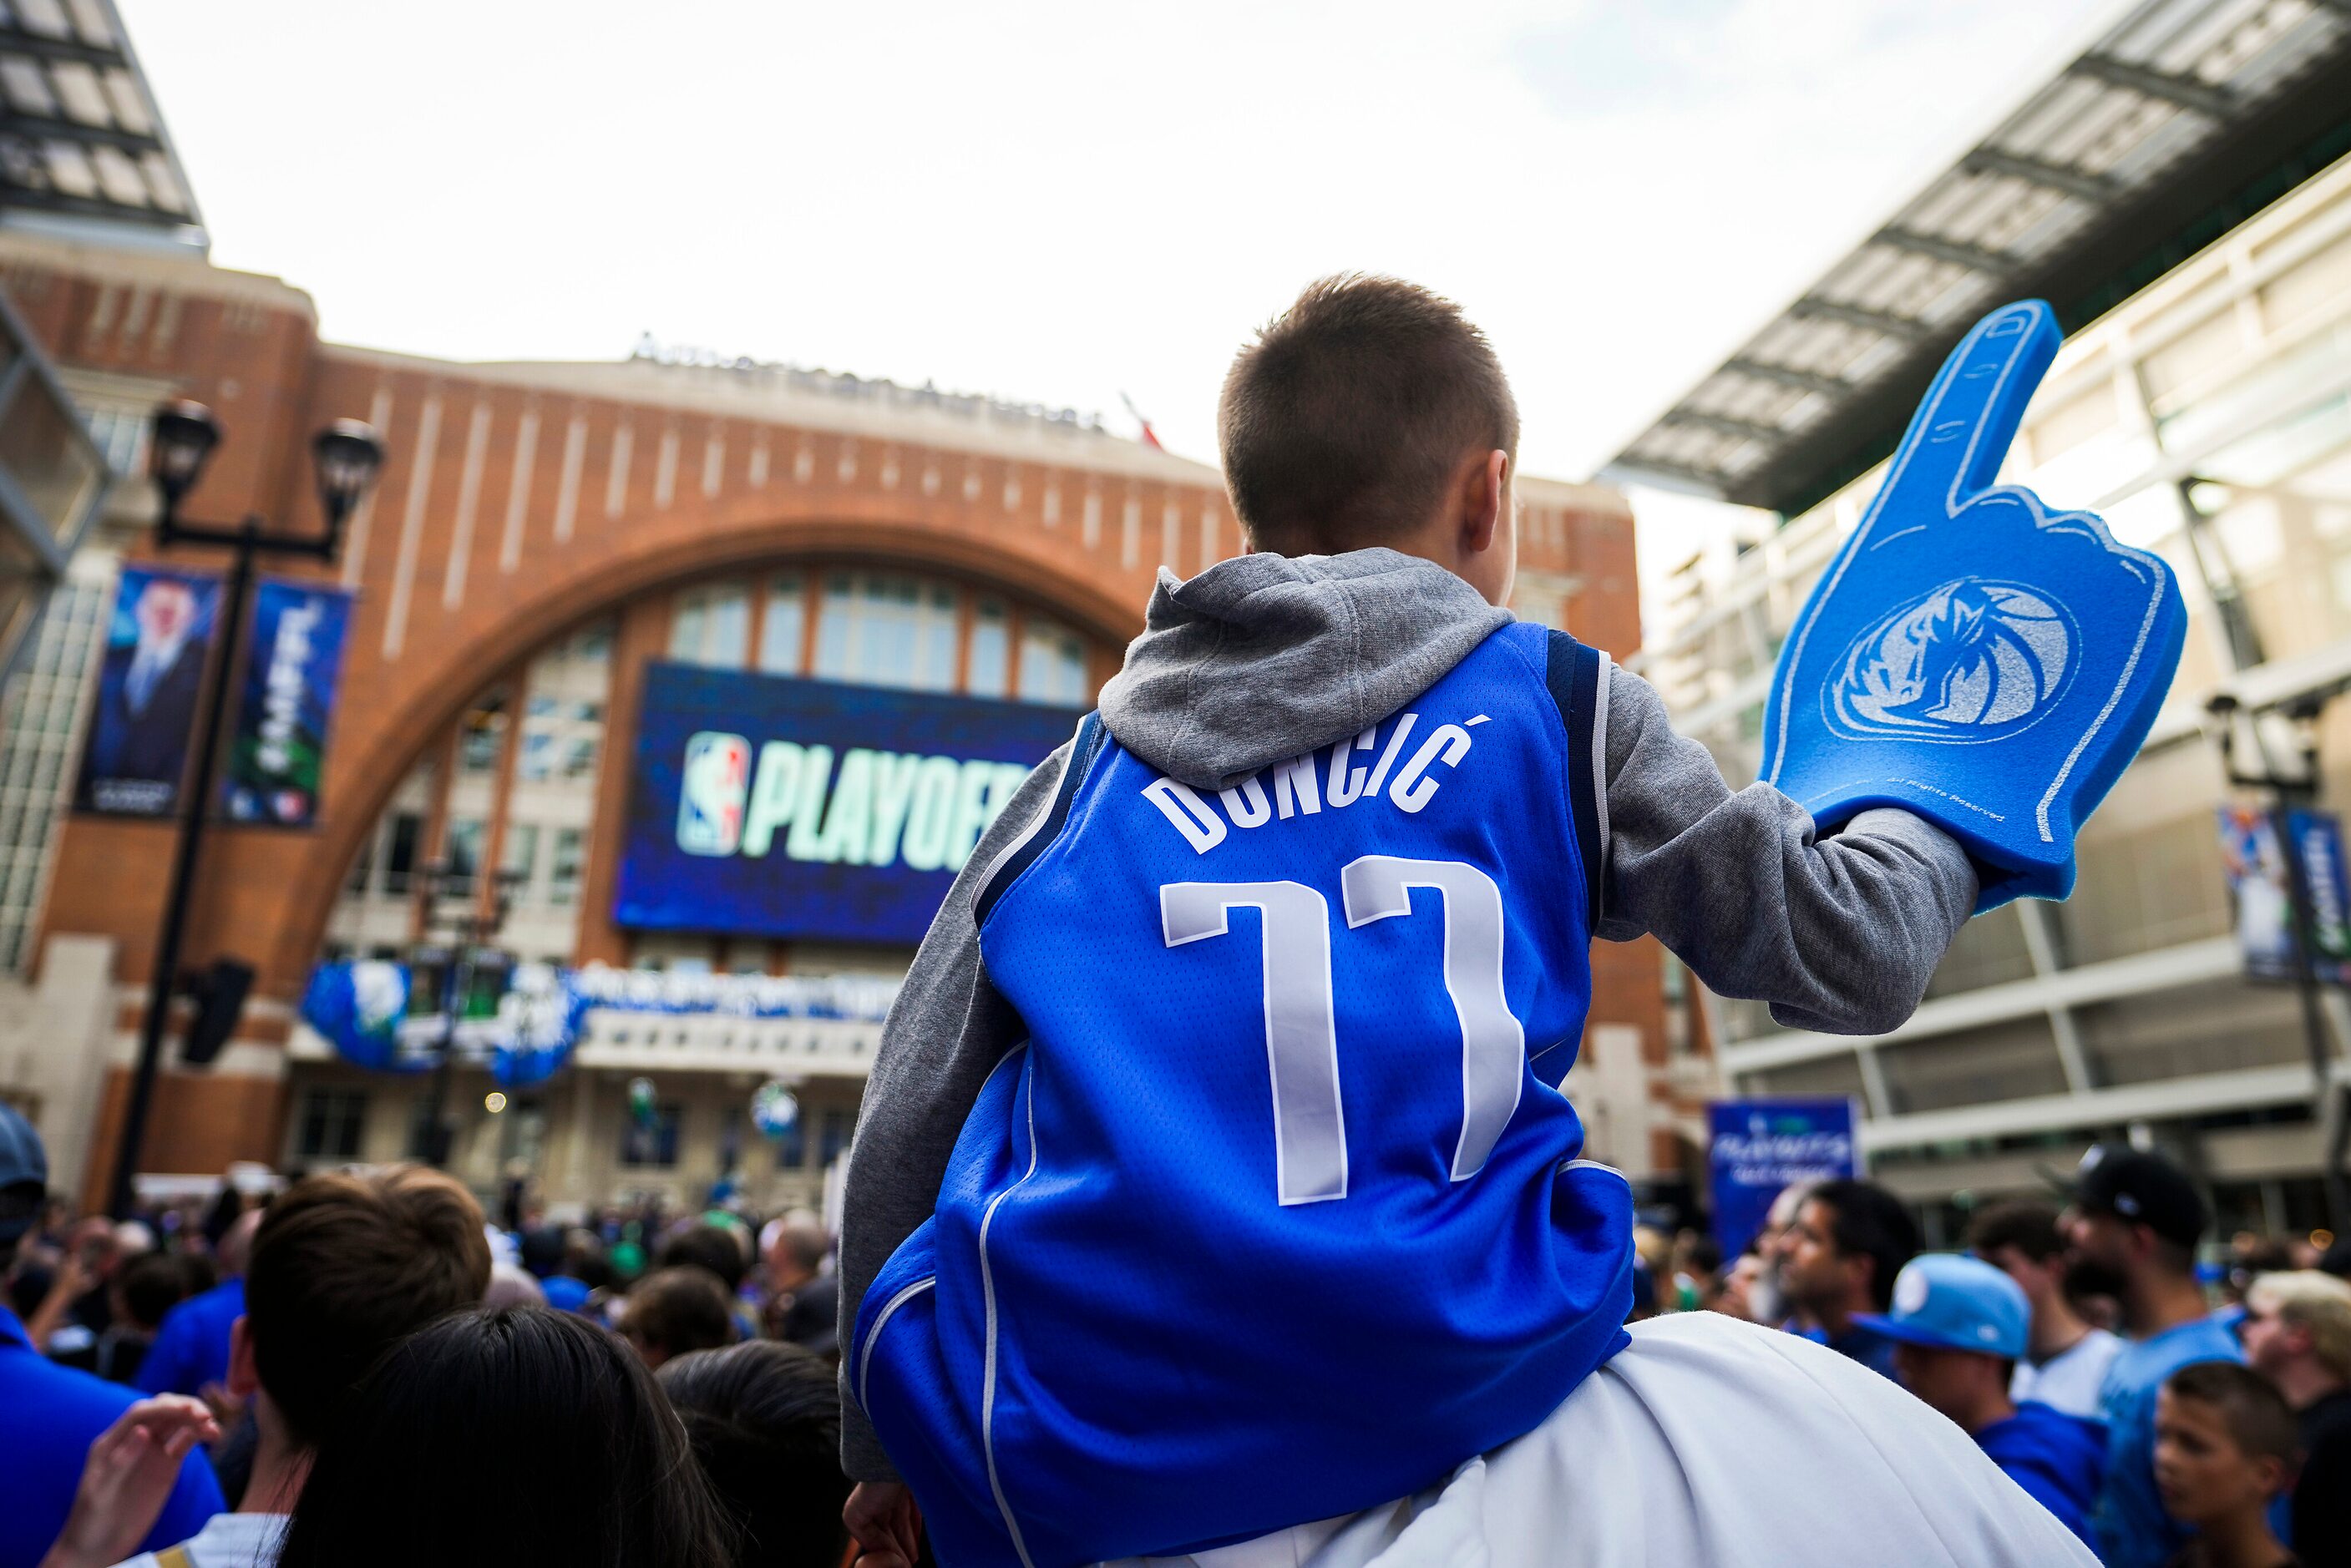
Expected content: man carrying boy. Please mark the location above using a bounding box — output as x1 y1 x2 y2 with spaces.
841 277 2129 1565
2152 1363 2302 1568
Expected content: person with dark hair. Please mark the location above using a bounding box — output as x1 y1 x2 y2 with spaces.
274 1306 732 1568
90 1252 187 1385
35 1164 491 1568
839 277 2095 1565
661 1222 751 1295
0 1105 221 1568
1970 1198 2121 1420
2062 1144 2243 1568
135 1207 259 1400
620 1266 734 1370
2154 1362 2301 1568
1778 1178 1920 1378
658 1339 851 1568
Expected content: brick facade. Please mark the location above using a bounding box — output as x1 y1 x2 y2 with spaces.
0 230 1693 1204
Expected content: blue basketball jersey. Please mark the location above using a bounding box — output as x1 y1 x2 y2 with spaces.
851 623 1634 1565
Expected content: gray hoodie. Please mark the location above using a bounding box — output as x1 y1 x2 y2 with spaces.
835 548 1976 1480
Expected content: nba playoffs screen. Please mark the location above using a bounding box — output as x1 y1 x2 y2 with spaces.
614 660 1082 944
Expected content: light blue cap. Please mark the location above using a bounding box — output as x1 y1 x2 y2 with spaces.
1850 1252 2029 1359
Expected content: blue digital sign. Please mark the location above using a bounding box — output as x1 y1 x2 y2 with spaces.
615 661 1083 944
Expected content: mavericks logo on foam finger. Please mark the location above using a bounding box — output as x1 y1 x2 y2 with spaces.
1823 577 2078 745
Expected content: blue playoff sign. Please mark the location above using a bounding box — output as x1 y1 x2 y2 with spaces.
614 661 1082 944
225 579 353 826
1707 1097 1861 1258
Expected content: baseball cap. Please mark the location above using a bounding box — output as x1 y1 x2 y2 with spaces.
0 1101 48 1243
2067 1142 2209 1248
1851 1253 2029 1359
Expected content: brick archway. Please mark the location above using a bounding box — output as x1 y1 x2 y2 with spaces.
276 510 1148 989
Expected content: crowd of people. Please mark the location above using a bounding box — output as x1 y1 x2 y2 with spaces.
8 1084 2351 1567
1680 1155 2351 1568
0 1105 851 1568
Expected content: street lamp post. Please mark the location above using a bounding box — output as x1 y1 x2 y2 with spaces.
106 402 384 1219
411 862 525 1168
2210 690 2351 1232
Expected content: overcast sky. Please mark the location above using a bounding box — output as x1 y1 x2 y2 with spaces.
117 0 2120 610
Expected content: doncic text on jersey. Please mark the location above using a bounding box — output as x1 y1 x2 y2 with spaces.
1142 709 1478 854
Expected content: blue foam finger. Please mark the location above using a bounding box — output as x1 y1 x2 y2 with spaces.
1760 301 2187 912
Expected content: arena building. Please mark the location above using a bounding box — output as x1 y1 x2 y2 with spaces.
0 3 1686 1216
1610 0 2351 1242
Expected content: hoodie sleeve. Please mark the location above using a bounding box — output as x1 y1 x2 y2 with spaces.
1593 663 1978 1035
836 741 1070 1484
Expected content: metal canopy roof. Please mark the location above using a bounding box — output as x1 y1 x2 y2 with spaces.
1603 0 2351 516
0 0 202 249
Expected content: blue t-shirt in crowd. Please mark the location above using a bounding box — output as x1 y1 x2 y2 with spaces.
2090 1314 2242 1568
0 1304 223 1568
134 1276 244 1397
1976 1400 2105 1546
541 1275 591 1313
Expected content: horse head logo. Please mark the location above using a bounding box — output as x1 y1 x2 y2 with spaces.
1825 578 2077 744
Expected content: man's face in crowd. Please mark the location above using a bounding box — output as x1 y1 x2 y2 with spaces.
2060 1205 2135 1299
1892 1343 1975 1423
2237 1299 2299 1380
1780 1199 1857 1312
2153 1388 2281 1528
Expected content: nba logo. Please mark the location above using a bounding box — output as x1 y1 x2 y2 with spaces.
677 731 750 856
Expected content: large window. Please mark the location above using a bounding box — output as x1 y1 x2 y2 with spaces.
671 584 749 668
0 578 102 972
816 573 957 691
294 1088 367 1161
1018 620 1088 706
621 1101 683 1168
968 598 1009 698
758 574 806 675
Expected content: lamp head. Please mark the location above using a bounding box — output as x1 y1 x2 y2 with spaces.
311 419 386 541
149 399 221 517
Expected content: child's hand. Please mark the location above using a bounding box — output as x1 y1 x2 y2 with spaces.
844 1480 922 1567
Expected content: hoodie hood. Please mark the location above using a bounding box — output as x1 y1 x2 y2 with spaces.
1097 548 1512 792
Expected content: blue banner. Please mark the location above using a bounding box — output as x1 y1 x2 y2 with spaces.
75 564 222 817
225 579 353 826
1707 1098 1861 1258
614 661 1081 943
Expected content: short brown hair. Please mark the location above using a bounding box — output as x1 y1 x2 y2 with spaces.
246 1165 491 1447
1219 275 1518 555
2165 1361 2298 1467
623 1266 736 1362
1966 1200 2065 1263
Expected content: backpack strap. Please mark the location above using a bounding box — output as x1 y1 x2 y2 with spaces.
1543 630 1610 927
972 711 1107 928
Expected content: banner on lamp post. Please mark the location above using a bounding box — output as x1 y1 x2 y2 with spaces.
2217 803 2351 985
223 579 352 827
75 564 224 817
